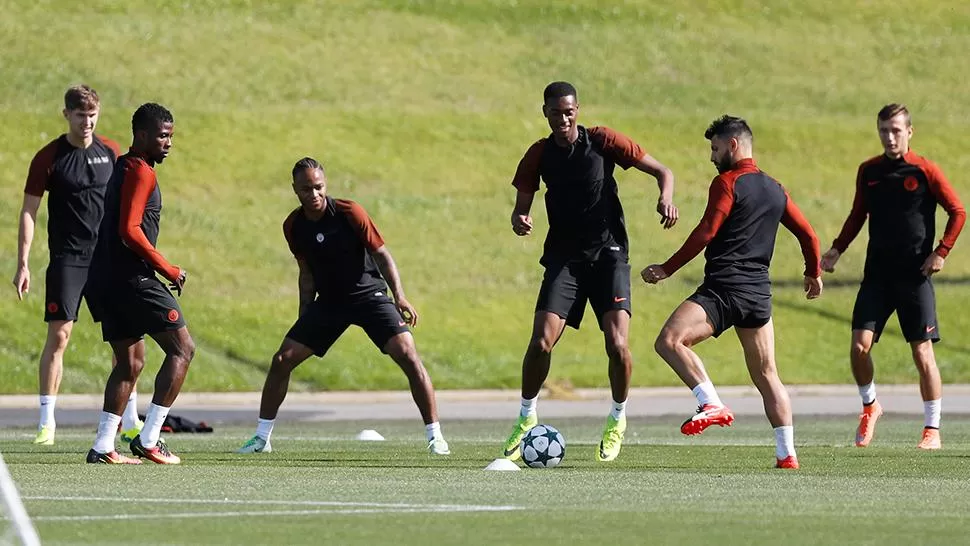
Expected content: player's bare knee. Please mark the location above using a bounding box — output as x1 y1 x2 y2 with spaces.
605 335 629 360
46 324 72 352
654 329 679 356
527 335 555 357
911 341 937 371
850 340 871 361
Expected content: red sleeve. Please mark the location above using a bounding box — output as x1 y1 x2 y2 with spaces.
588 126 645 170
98 135 123 159
510 140 545 193
23 141 58 196
661 177 734 275
118 160 180 282
336 200 385 251
282 209 303 259
924 162 966 258
832 165 868 253
780 191 822 278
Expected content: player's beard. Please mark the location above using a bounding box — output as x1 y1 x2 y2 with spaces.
714 156 733 173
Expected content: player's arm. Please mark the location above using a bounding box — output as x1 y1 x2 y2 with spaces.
781 194 823 299
641 177 732 284
118 162 185 291
13 147 52 300
822 166 868 272
510 141 543 236
296 258 315 318
922 163 966 276
370 246 417 327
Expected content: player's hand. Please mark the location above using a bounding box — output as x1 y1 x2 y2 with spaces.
511 213 533 236
169 268 187 297
820 247 841 273
12 266 29 300
396 297 418 327
920 252 945 277
657 198 679 229
640 264 668 284
803 275 823 300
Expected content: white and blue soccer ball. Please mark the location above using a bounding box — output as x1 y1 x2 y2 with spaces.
521 424 566 468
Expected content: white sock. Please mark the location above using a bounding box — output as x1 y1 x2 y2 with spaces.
924 399 941 429
691 381 722 407
859 382 877 405
774 425 796 459
39 395 56 429
121 390 140 431
256 418 275 441
425 422 442 442
520 396 538 417
141 403 170 448
610 400 627 420
92 412 122 453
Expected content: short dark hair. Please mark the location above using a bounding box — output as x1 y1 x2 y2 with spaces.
131 103 173 134
543 81 577 103
704 115 753 142
877 103 911 126
64 85 99 111
292 156 325 179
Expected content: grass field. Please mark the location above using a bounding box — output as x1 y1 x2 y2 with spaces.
2 1 970 392
2 415 969 545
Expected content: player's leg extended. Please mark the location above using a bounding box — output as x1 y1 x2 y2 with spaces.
385 332 449 455
598 309 631 461
850 329 882 447
34 320 73 445
736 319 797 468
911 340 942 449
116 347 145 443
87 338 144 464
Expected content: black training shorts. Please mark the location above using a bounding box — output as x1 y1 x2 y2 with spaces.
851 276 939 343
286 291 410 357
688 282 771 338
535 254 632 331
44 261 96 322
94 275 186 342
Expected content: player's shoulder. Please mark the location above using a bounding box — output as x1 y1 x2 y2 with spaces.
903 150 941 173
30 135 66 164
94 135 123 158
333 198 374 219
283 207 302 228
858 154 884 170
523 137 547 155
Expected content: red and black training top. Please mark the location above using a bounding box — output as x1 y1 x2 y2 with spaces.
23 134 121 265
832 151 965 277
662 158 821 289
93 153 180 283
283 197 388 303
511 125 645 266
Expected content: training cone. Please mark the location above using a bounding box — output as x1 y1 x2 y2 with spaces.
484 458 520 471
355 429 385 441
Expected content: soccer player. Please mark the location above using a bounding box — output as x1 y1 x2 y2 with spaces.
236 157 450 456
13 85 143 446
503 81 679 463
85 103 192 465
820 104 965 450
642 115 822 469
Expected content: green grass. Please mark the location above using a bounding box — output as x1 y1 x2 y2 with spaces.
3 415 970 545
2 0 970 392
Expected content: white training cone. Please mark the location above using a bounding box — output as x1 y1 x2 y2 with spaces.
484 458 520 471
356 429 385 441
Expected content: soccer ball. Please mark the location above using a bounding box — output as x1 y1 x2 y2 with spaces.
521 424 566 468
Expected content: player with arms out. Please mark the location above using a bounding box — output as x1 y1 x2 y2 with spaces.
504 81 679 462
86 103 193 465
237 157 449 455
12 85 143 446
642 115 822 469
820 104 965 450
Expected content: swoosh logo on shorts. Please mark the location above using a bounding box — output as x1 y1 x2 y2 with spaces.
614 296 627 303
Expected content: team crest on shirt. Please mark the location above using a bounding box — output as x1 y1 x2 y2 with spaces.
903 176 919 192
167 309 180 322
316 233 325 243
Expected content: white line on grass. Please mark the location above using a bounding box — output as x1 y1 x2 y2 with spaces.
23 495 521 511
33 506 520 522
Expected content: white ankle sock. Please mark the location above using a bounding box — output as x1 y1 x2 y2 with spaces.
92 412 122 453
256 418 275 441
425 422 441 442
774 425 795 459
520 396 537 417
691 381 722 407
610 400 627 420
924 399 941 429
859 382 876 405
121 391 140 431
141 403 170 448
39 395 56 428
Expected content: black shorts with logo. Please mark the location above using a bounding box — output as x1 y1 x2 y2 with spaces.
688 282 772 338
90 275 186 342
44 260 97 322
286 291 410 357
536 254 632 331
851 276 939 343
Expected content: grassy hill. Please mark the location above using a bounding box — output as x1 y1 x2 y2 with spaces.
2 0 969 393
